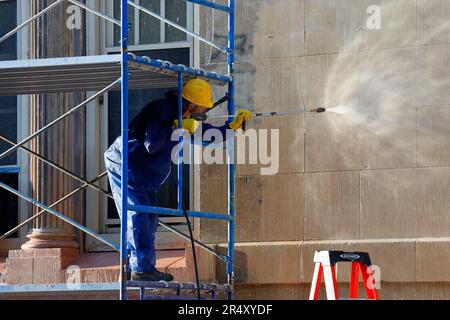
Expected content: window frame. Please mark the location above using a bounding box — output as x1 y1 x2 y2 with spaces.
105 0 194 51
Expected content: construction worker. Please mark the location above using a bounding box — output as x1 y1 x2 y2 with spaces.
105 78 251 282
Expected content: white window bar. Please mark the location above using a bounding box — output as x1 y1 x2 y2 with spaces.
160 0 166 43
134 0 140 45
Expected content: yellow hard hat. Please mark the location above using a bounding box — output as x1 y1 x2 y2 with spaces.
182 78 214 108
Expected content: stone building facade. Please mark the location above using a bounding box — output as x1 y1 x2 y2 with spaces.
196 0 450 300
0 0 450 300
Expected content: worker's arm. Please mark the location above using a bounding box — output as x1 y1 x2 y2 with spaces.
173 109 251 146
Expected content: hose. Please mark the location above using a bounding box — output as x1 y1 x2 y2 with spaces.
183 208 201 300
168 166 201 299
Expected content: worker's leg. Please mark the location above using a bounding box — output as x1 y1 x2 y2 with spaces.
106 168 158 273
126 190 158 273
139 193 159 271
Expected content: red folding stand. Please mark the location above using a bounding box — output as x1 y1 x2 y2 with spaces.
309 251 379 300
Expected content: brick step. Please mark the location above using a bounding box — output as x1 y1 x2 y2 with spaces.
3 248 192 285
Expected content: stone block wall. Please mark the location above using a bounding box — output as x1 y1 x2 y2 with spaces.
197 0 450 300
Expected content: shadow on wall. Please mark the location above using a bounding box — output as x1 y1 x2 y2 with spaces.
201 0 264 116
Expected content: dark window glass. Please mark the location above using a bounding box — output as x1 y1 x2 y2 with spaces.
0 0 17 61
107 48 190 219
113 1 135 46
139 0 161 44
0 1 19 238
165 0 187 42
0 96 17 166
0 174 18 238
0 1 18 166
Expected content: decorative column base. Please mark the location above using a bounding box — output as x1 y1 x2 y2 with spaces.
21 231 79 250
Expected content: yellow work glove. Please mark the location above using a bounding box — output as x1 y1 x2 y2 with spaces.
229 110 252 130
173 119 200 134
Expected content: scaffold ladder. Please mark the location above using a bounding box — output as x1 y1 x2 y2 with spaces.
0 0 237 301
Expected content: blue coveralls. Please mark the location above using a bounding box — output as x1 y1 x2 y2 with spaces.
104 93 229 273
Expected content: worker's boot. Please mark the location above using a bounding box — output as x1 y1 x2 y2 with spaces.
131 270 174 282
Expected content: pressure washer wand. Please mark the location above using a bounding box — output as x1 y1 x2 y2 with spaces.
191 107 327 122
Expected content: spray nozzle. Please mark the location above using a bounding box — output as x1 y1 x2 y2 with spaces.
310 107 327 113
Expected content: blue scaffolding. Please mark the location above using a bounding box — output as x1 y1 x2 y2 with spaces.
0 0 236 300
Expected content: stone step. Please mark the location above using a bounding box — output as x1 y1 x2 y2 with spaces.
4 248 192 285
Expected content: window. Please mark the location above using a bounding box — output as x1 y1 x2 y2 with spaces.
110 0 190 47
98 1 195 237
0 0 19 239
